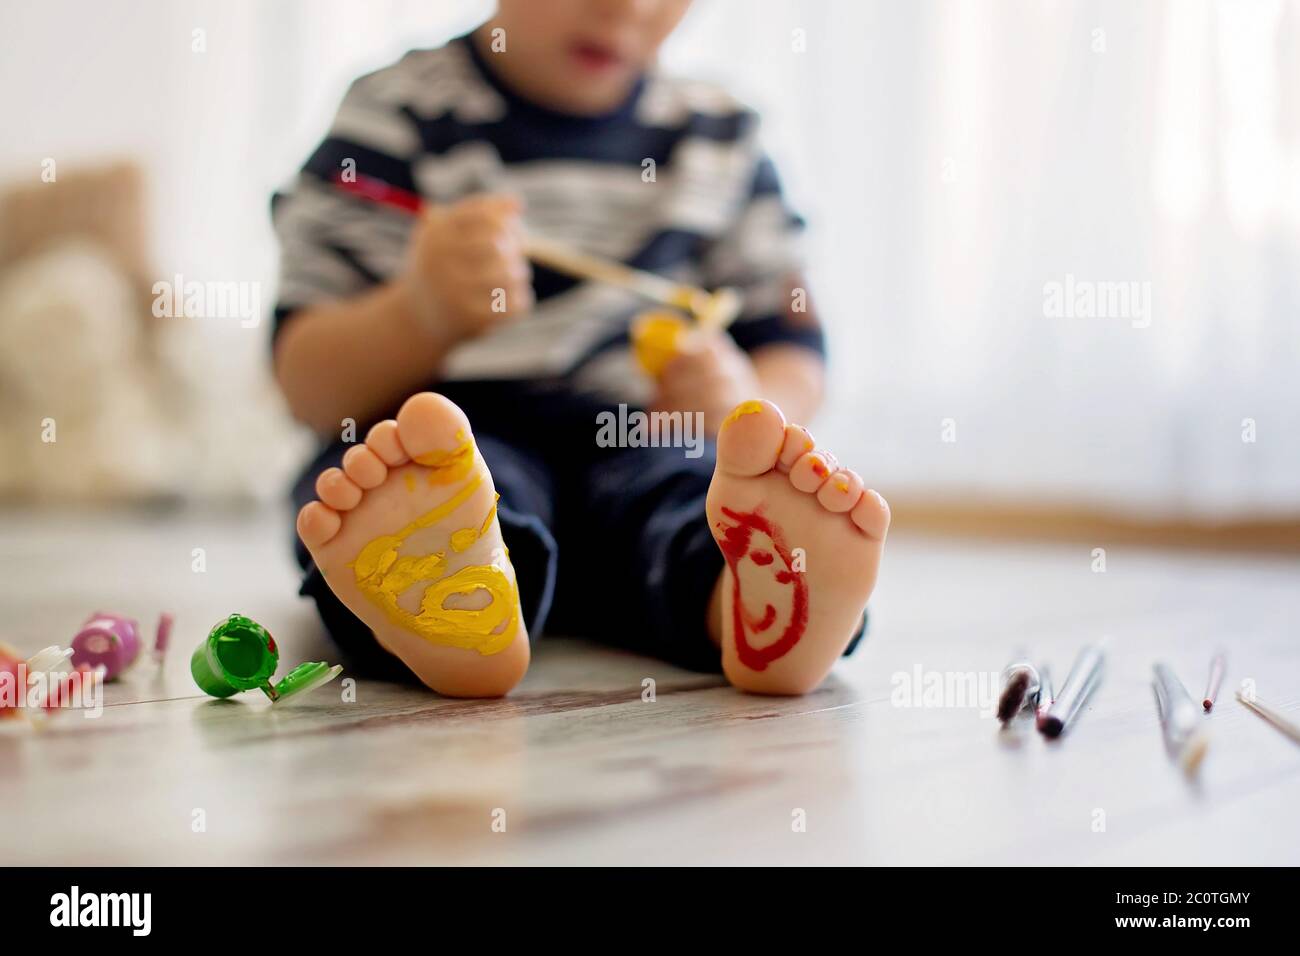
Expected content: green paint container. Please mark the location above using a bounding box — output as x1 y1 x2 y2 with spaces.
191 614 279 698
192 613 341 703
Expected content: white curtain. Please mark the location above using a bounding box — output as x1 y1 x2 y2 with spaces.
663 0 1300 519
3 0 1295 516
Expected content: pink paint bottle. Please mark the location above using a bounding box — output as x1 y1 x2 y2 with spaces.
70 612 172 681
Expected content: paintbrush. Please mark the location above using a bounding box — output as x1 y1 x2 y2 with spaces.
1236 691 1300 746
1153 662 1209 775
331 172 741 328
996 659 1042 724
1039 644 1103 738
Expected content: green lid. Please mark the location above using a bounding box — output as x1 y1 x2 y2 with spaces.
191 614 279 698
272 661 343 704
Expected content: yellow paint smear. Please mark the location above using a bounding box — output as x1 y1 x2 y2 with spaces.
479 494 499 536
403 473 416 493
349 472 517 656
722 400 765 427
415 429 475 485
450 493 498 552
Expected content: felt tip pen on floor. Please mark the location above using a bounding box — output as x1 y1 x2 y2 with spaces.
1153 662 1209 775
1039 645 1103 738
1202 652 1225 711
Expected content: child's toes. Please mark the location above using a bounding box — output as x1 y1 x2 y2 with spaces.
851 488 891 540
297 501 342 549
365 420 408 466
715 400 787 477
342 444 388 489
395 392 474 463
816 468 863 512
316 467 362 511
777 424 815 473
789 450 833 493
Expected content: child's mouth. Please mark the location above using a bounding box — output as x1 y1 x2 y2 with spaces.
569 40 625 74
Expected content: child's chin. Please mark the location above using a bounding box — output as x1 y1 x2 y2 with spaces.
557 77 636 113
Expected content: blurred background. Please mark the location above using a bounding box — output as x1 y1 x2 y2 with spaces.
1 0 1297 543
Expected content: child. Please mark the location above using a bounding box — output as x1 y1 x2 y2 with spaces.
272 0 889 698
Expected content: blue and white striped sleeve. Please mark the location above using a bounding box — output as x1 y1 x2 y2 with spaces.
704 124 826 359
269 71 421 344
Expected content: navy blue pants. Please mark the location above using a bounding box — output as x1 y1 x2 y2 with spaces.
292 382 864 680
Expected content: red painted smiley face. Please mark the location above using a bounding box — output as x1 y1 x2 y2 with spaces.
715 507 808 671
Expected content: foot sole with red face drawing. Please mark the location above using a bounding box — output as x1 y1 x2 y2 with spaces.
706 400 890 695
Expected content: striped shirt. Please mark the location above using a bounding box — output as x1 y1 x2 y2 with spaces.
271 34 823 405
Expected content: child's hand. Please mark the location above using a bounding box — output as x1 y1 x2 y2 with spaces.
652 332 762 436
404 194 534 341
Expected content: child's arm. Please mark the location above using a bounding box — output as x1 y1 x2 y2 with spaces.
654 125 828 432
751 342 824 422
653 332 823 436
274 195 531 435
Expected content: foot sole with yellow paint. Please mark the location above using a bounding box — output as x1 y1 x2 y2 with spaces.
297 393 529 698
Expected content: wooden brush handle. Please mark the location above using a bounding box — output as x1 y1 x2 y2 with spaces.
523 235 703 313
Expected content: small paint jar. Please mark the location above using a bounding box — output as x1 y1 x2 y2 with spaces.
70 613 142 681
191 614 278 698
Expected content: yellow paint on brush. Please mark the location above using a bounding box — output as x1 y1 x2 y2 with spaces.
415 429 475 485
668 286 710 316
349 472 518 655
722 400 765 427
631 311 690 378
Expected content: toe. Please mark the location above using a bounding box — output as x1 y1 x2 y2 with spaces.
395 392 474 463
776 424 815 473
851 488 891 539
715 399 786 477
342 445 388 489
316 467 362 511
365 420 408 466
816 468 864 512
789 450 833 493
296 501 342 549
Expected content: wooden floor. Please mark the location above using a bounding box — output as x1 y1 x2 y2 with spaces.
2 505 1298 865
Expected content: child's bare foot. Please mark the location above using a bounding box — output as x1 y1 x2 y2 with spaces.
706 400 890 695
296 393 529 697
